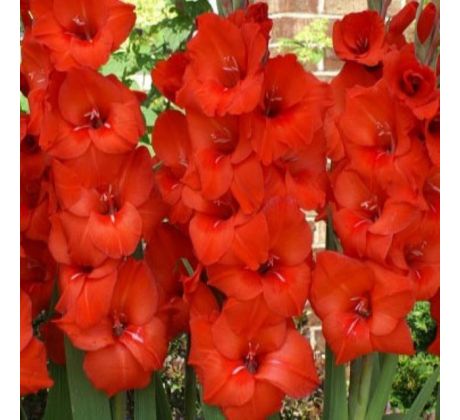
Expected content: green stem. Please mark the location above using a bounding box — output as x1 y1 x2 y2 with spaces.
348 358 363 419
20 401 28 420
366 354 398 420
111 392 127 420
353 354 374 420
184 335 197 420
323 347 348 420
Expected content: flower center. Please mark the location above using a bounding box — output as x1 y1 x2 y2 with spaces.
244 342 260 374
211 127 237 155
354 36 369 54
406 240 428 263
375 121 396 155
71 16 97 41
21 135 40 155
98 184 120 220
428 115 440 136
85 108 105 129
264 87 283 118
112 312 128 337
401 72 423 96
221 56 241 89
352 295 371 318
360 195 381 221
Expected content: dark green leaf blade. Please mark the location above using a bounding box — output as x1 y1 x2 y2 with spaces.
64 338 112 420
366 354 399 420
134 377 157 420
43 363 72 420
323 346 348 420
405 365 440 420
154 372 172 420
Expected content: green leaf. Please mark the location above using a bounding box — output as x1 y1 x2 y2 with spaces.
435 384 440 419
184 364 197 420
134 378 157 420
366 354 399 420
202 403 226 420
348 357 362 418
370 353 381 395
111 392 127 420
141 106 157 127
64 338 112 420
20 93 29 113
323 346 348 420
43 363 72 420
154 372 172 420
405 365 440 420
199 385 225 420
382 415 405 420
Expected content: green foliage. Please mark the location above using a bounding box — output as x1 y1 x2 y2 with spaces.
389 302 439 414
407 301 437 352
101 0 212 130
278 19 332 66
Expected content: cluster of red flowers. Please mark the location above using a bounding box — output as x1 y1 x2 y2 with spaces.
20 0 179 396
20 0 440 417
151 3 332 418
311 3 440 364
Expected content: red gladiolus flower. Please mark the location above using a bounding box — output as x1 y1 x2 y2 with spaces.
417 2 437 44
40 319 66 365
386 215 439 300
21 0 33 29
388 1 418 36
20 177 54 242
311 252 415 364
21 29 53 133
228 3 273 41
152 110 196 224
39 69 145 159
187 110 264 212
21 291 53 396
207 196 312 317
152 52 189 103
428 288 440 356
58 259 168 396
338 82 431 192
55 259 119 328
189 296 319 420
425 109 440 167
188 195 266 266
333 11 386 66
20 113 50 181
50 147 158 262
332 167 421 262
243 55 329 164
30 0 135 70
324 62 381 162
176 12 267 116
383 45 439 119
280 133 329 212
144 223 196 338
21 238 57 317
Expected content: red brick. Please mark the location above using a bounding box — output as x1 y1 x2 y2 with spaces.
324 48 343 72
324 0 367 14
270 16 315 40
263 0 318 14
